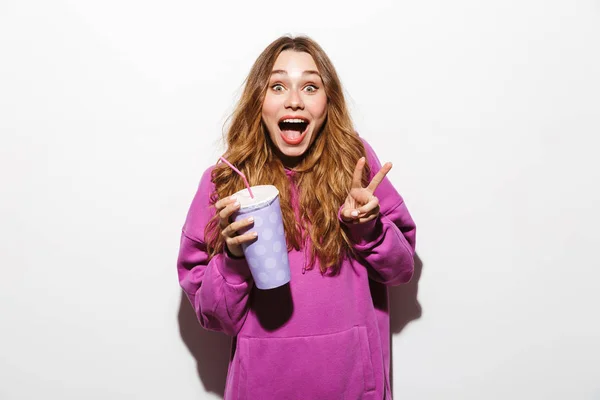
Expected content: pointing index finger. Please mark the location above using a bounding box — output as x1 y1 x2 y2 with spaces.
366 162 392 193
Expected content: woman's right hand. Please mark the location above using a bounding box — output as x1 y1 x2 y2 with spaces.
215 195 257 258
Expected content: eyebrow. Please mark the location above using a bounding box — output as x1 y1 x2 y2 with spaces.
270 69 321 77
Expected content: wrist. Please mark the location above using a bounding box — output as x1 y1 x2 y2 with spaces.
338 205 382 245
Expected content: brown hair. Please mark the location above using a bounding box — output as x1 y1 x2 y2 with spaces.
205 35 370 274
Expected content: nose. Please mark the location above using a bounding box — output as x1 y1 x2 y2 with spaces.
284 89 304 110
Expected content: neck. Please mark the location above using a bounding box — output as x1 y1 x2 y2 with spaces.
273 147 304 170
280 155 303 170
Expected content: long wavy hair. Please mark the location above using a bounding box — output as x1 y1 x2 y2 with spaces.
205 35 370 274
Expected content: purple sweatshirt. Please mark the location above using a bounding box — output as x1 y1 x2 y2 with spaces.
177 139 416 400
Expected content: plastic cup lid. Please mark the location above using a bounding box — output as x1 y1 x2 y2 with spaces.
233 185 279 211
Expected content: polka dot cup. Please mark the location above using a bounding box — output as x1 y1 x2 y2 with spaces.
232 185 290 290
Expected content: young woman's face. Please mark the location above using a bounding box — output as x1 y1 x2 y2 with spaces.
262 50 328 167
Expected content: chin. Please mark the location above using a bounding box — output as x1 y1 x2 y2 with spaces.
280 147 308 158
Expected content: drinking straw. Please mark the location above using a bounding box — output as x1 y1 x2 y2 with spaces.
219 156 254 199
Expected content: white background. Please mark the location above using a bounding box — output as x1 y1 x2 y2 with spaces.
1 0 599 399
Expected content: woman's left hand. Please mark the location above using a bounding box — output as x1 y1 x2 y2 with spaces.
340 157 392 224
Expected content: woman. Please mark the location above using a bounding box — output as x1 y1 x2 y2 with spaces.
177 35 416 400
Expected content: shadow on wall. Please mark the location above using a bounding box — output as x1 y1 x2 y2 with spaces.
391 253 423 334
178 294 230 398
389 254 423 396
177 253 423 399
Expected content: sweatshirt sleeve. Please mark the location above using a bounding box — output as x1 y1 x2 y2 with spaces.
339 139 417 286
177 166 253 336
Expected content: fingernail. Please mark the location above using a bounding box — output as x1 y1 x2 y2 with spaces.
230 195 238 201
252 232 258 237
248 217 254 223
234 201 240 207
351 210 359 217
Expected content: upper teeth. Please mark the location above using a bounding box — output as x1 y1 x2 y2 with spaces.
281 119 306 123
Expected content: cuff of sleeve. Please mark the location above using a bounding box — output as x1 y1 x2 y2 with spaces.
217 252 252 284
338 205 384 247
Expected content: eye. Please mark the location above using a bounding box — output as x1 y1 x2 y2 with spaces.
271 84 285 92
304 84 318 93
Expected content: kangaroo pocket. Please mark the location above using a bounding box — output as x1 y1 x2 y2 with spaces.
236 326 376 400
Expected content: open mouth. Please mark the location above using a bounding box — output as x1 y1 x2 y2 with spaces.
278 117 309 145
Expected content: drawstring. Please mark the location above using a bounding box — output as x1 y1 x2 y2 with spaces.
301 236 307 274
301 232 307 275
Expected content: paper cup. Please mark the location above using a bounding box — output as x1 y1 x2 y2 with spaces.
232 185 291 290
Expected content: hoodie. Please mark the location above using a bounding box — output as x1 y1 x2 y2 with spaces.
177 139 416 400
